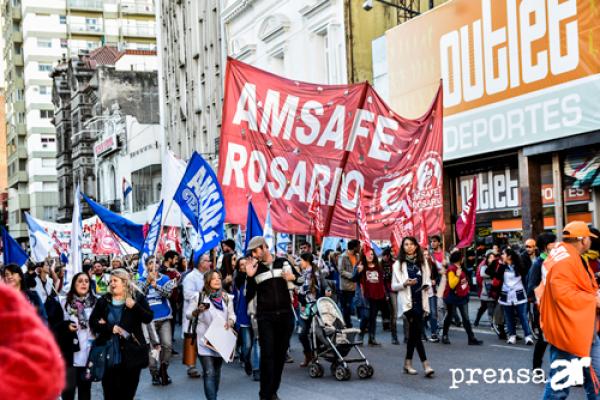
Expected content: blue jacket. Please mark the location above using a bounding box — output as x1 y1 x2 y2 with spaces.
139 274 173 321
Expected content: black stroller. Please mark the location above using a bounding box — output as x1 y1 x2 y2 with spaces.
306 297 374 381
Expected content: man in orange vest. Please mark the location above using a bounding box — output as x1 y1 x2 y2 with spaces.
540 221 600 399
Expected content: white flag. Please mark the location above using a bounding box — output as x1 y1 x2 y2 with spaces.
264 207 275 252
67 184 83 282
161 149 187 226
24 212 55 262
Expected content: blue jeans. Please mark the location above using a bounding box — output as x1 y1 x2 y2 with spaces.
502 303 531 337
339 290 355 327
238 326 253 365
426 296 438 336
251 337 260 372
542 338 600 400
199 356 223 400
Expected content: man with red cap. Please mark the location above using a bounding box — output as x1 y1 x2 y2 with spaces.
540 221 600 399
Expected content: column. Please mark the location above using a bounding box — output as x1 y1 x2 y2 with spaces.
518 149 543 240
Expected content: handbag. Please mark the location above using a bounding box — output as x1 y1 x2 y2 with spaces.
183 293 203 366
84 338 116 382
121 333 149 370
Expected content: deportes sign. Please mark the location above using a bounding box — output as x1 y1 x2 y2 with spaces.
217 59 444 239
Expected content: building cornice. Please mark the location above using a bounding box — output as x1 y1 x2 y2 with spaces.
299 0 332 19
222 0 257 24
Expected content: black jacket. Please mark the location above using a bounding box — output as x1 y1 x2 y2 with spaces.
246 257 294 317
89 292 153 349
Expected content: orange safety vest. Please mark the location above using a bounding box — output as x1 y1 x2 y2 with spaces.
540 242 598 358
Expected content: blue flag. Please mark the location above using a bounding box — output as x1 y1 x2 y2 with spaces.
2 227 28 267
244 201 263 252
139 200 164 276
173 152 225 256
82 193 146 251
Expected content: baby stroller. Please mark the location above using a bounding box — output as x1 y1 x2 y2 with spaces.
307 297 374 381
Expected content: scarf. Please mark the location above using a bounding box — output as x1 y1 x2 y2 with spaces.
209 290 224 311
405 254 417 264
67 294 96 329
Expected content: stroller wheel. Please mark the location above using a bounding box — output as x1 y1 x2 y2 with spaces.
357 364 370 379
366 365 374 378
335 365 351 381
309 363 324 378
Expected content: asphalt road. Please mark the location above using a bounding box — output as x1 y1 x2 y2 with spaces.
88 301 587 400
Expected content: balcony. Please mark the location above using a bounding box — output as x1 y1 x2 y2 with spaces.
14 53 23 66
68 0 103 12
8 123 26 137
120 1 155 15
9 77 24 88
12 7 21 20
8 171 28 187
14 193 30 209
11 31 22 43
57 153 72 169
121 25 156 38
70 23 104 36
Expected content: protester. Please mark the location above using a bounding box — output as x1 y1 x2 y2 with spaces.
2 263 48 322
0 283 65 400
216 238 236 272
34 260 55 304
357 248 387 347
187 270 236 400
540 222 600 399
526 232 557 371
520 238 538 278
59 272 97 400
139 256 176 386
473 251 498 327
392 237 435 377
441 251 483 345
92 261 110 295
232 256 253 376
245 236 296 400
339 239 360 327
381 248 399 344
159 250 181 349
89 268 153 400
220 253 236 293
183 252 212 378
494 247 534 345
423 249 440 342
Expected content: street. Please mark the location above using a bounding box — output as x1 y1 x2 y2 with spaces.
91 301 582 399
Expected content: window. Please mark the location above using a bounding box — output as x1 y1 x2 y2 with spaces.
41 137 55 148
16 113 24 123
37 39 52 48
59 15 66 24
40 109 54 119
60 39 68 49
42 206 57 220
39 86 49 95
42 182 57 192
41 158 55 168
38 63 53 72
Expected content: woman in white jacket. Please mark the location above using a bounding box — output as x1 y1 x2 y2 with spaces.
186 270 236 400
392 237 435 377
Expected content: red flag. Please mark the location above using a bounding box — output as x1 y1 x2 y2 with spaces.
456 176 477 248
418 211 429 249
356 190 371 255
307 190 324 245
390 224 401 257
92 220 121 255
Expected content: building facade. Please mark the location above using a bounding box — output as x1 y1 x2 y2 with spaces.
51 47 159 223
159 0 223 162
0 90 7 226
2 0 157 239
374 0 600 246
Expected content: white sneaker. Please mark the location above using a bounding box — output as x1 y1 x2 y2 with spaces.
507 335 517 345
525 335 534 345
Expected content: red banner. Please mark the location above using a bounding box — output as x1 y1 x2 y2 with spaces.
217 59 444 240
456 176 477 248
91 220 122 255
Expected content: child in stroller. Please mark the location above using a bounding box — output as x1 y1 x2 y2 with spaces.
307 297 374 381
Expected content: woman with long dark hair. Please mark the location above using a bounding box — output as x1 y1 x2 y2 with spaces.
392 237 434 376
495 247 533 345
357 248 387 346
2 263 47 321
60 272 97 400
187 270 236 400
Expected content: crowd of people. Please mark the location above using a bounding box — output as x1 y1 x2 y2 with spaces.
2 221 600 399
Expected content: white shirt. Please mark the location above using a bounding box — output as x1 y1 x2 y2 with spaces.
34 276 54 304
182 269 205 335
499 265 527 306
61 297 95 367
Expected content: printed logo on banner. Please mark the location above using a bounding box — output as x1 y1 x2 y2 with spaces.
413 152 443 210
174 152 225 255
